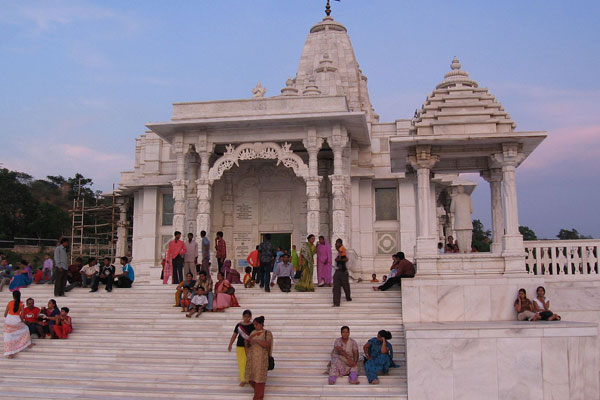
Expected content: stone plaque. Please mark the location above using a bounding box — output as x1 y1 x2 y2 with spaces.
235 203 253 221
234 231 253 260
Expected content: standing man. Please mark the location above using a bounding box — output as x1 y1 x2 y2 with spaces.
184 233 198 279
332 238 352 307
270 253 295 292
200 230 211 276
246 245 260 283
53 238 69 297
166 231 187 285
258 234 275 292
215 231 227 275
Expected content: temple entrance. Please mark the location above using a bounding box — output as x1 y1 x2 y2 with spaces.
262 233 292 252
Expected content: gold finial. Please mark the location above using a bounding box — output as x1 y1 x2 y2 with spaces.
325 0 331 17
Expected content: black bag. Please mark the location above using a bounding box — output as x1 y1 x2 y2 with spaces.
268 355 275 371
265 330 275 370
226 286 235 295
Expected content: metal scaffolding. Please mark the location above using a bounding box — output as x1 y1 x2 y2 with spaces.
69 180 118 263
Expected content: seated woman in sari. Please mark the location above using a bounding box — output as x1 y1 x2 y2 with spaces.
213 272 240 312
327 326 360 385
9 261 32 292
295 235 317 292
223 260 242 284
363 330 396 384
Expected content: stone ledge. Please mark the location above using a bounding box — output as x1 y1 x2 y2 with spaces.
405 320 598 339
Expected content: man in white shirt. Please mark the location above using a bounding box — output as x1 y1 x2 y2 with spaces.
80 258 99 288
270 254 295 292
184 233 199 279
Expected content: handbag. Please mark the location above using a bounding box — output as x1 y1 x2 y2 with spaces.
265 330 275 370
225 286 235 295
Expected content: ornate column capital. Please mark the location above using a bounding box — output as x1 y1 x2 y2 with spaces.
490 143 525 169
408 145 439 171
480 168 503 183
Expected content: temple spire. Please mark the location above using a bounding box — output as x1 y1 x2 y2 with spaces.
325 0 331 17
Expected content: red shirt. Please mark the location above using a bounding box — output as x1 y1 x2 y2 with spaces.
167 239 187 260
215 238 227 259
247 249 259 268
23 306 40 323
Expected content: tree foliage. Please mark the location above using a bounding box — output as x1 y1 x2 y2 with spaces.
557 228 592 240
0 168 98 240
472 219 491 252
519 226 538 241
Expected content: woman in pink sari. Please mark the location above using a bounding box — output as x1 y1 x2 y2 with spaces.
213 272 240 312
316 236 333 287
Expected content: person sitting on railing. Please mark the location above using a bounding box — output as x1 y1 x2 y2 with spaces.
533 286 561 321
514 288 540 321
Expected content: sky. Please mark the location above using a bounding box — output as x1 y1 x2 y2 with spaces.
1 0 599 239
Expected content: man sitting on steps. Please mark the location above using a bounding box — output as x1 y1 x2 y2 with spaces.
114 256 135 288
373 252 415 291
90 257 115 292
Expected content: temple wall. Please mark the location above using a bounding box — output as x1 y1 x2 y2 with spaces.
402 274 600 396
406 321 598 400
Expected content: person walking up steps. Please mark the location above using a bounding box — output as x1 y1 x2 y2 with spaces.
332 239 351 307
228 309 255 386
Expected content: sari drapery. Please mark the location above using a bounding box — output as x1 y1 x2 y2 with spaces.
295 241 316 292
364 337 397 383
316 237 333 285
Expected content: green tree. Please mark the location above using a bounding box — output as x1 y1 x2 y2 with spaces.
519 226 538 241
557 228 592 240
472 219 491 252
0 169 38 239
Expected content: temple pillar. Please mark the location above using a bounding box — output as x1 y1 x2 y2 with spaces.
115 198 129 258
303 128 323 238
409 145 439 258
195 138 214 239
318 160 331 239
481 168 504 254
328 125 349 244
186 147 199 235
222 171 234 241
171 133 187 234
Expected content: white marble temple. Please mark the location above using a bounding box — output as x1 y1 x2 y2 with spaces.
452 338 498 400
541 337 569 400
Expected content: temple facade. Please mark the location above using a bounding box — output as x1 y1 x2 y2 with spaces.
115 14 545 280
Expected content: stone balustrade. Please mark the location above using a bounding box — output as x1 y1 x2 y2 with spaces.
525 239 600 276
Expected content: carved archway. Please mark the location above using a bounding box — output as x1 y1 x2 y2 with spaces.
207 142 309 183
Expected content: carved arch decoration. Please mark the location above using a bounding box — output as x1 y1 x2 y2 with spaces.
207 142 309 184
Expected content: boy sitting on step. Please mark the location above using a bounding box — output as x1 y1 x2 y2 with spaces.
243 266 254 288
186 291 208 318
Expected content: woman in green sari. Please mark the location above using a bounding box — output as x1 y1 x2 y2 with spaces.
295 235 316 292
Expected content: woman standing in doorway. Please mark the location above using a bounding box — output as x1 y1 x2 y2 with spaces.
295 235 317 292
228 310 255 386
245 316 273 400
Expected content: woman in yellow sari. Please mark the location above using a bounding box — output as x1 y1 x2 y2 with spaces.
295 234 316 292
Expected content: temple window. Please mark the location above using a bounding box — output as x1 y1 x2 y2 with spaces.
375 187 398 221
161 193 174 226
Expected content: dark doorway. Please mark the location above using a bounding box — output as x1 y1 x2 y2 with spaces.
262 233 292 253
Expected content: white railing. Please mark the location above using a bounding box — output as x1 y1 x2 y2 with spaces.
525 239 599 276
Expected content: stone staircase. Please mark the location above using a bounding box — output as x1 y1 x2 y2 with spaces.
0 280 407 399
